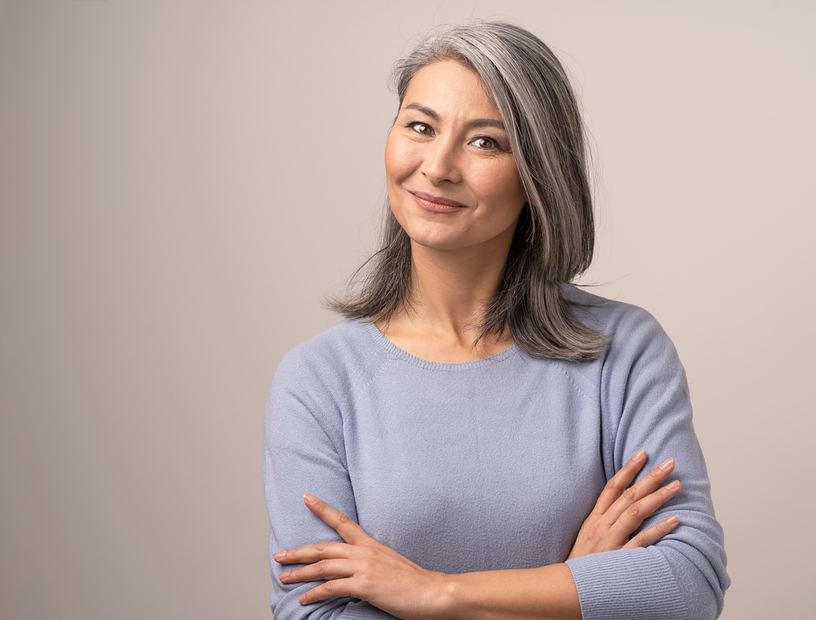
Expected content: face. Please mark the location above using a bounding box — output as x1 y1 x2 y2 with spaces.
384 60 527 255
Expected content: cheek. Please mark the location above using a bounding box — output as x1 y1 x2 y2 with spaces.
473 165 527 206
384 133 419 182
505 174 528 210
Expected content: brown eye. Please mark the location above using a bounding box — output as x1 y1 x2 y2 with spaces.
410 123 433 135
472 137 497 149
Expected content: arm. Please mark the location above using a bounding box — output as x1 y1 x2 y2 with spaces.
276 451 682 620
266 309 729 619
263 348 393 619
280 502 580 620
564 307 729 620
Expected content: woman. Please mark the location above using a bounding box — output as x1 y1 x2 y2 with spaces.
264 22 729 620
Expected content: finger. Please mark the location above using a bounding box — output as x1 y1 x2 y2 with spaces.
623 514 680 549
273 541 353 564
299 577 358 605
303 494 373 545
604 457 675 523
609 479 682 539
279 558 355 584
592 449 647 515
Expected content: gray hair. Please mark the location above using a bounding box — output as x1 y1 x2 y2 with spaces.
330 21 607 360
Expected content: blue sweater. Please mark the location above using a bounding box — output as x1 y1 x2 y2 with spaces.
263 287 729 619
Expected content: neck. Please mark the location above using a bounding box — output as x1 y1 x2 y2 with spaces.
407 241 505 334
376 237 515 363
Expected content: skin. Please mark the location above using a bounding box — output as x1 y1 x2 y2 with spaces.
275 61 682 618
384 60 528 255
276 452 681 619
380 59 528 362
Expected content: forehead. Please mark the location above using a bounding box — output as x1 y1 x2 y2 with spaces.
401 60 500 120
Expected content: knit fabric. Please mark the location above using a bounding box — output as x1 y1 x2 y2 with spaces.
263 286 729 619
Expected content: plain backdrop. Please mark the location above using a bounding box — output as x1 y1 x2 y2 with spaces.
1 1 813 619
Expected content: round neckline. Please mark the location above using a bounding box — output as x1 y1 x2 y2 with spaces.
362 321 520 371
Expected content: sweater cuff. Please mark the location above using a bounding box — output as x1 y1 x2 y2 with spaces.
566 548 688 620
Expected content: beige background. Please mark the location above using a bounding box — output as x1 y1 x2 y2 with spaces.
1 1 813 618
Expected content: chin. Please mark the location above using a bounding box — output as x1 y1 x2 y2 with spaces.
407 232 463 252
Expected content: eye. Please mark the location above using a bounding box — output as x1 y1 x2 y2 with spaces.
408 122 434 136
471 136 499 150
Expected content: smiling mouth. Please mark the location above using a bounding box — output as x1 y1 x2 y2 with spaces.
409 191 469 213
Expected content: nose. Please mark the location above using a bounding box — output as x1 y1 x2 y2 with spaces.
420 137 462 185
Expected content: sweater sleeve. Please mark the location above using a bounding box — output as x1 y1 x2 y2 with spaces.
565 307 730 620
263 346 396 620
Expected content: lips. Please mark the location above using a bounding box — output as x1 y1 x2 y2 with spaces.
409 191 469 213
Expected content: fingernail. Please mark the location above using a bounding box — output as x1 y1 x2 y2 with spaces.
273 551 286 562
634 449 646 461
667 480 681 491
667 515 679 527
279 570 290 580
303 493 317 504
659 457 675 471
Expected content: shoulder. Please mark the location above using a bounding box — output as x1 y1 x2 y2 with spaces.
562 284 676 360
271 319 388 400
562 287 690 422
561 285 686 403
266 320 391 443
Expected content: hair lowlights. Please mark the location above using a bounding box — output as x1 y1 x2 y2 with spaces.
330 21 608 360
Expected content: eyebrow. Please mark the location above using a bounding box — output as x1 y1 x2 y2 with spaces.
401 102 506 131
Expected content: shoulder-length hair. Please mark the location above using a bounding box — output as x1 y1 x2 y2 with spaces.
330 21 607 361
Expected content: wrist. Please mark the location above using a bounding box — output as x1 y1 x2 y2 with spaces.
425 571 457 620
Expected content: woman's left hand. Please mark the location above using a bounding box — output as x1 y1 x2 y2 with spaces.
567 450 681 560
274 494 445 619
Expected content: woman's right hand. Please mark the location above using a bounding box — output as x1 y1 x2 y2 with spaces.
568 450 681 559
